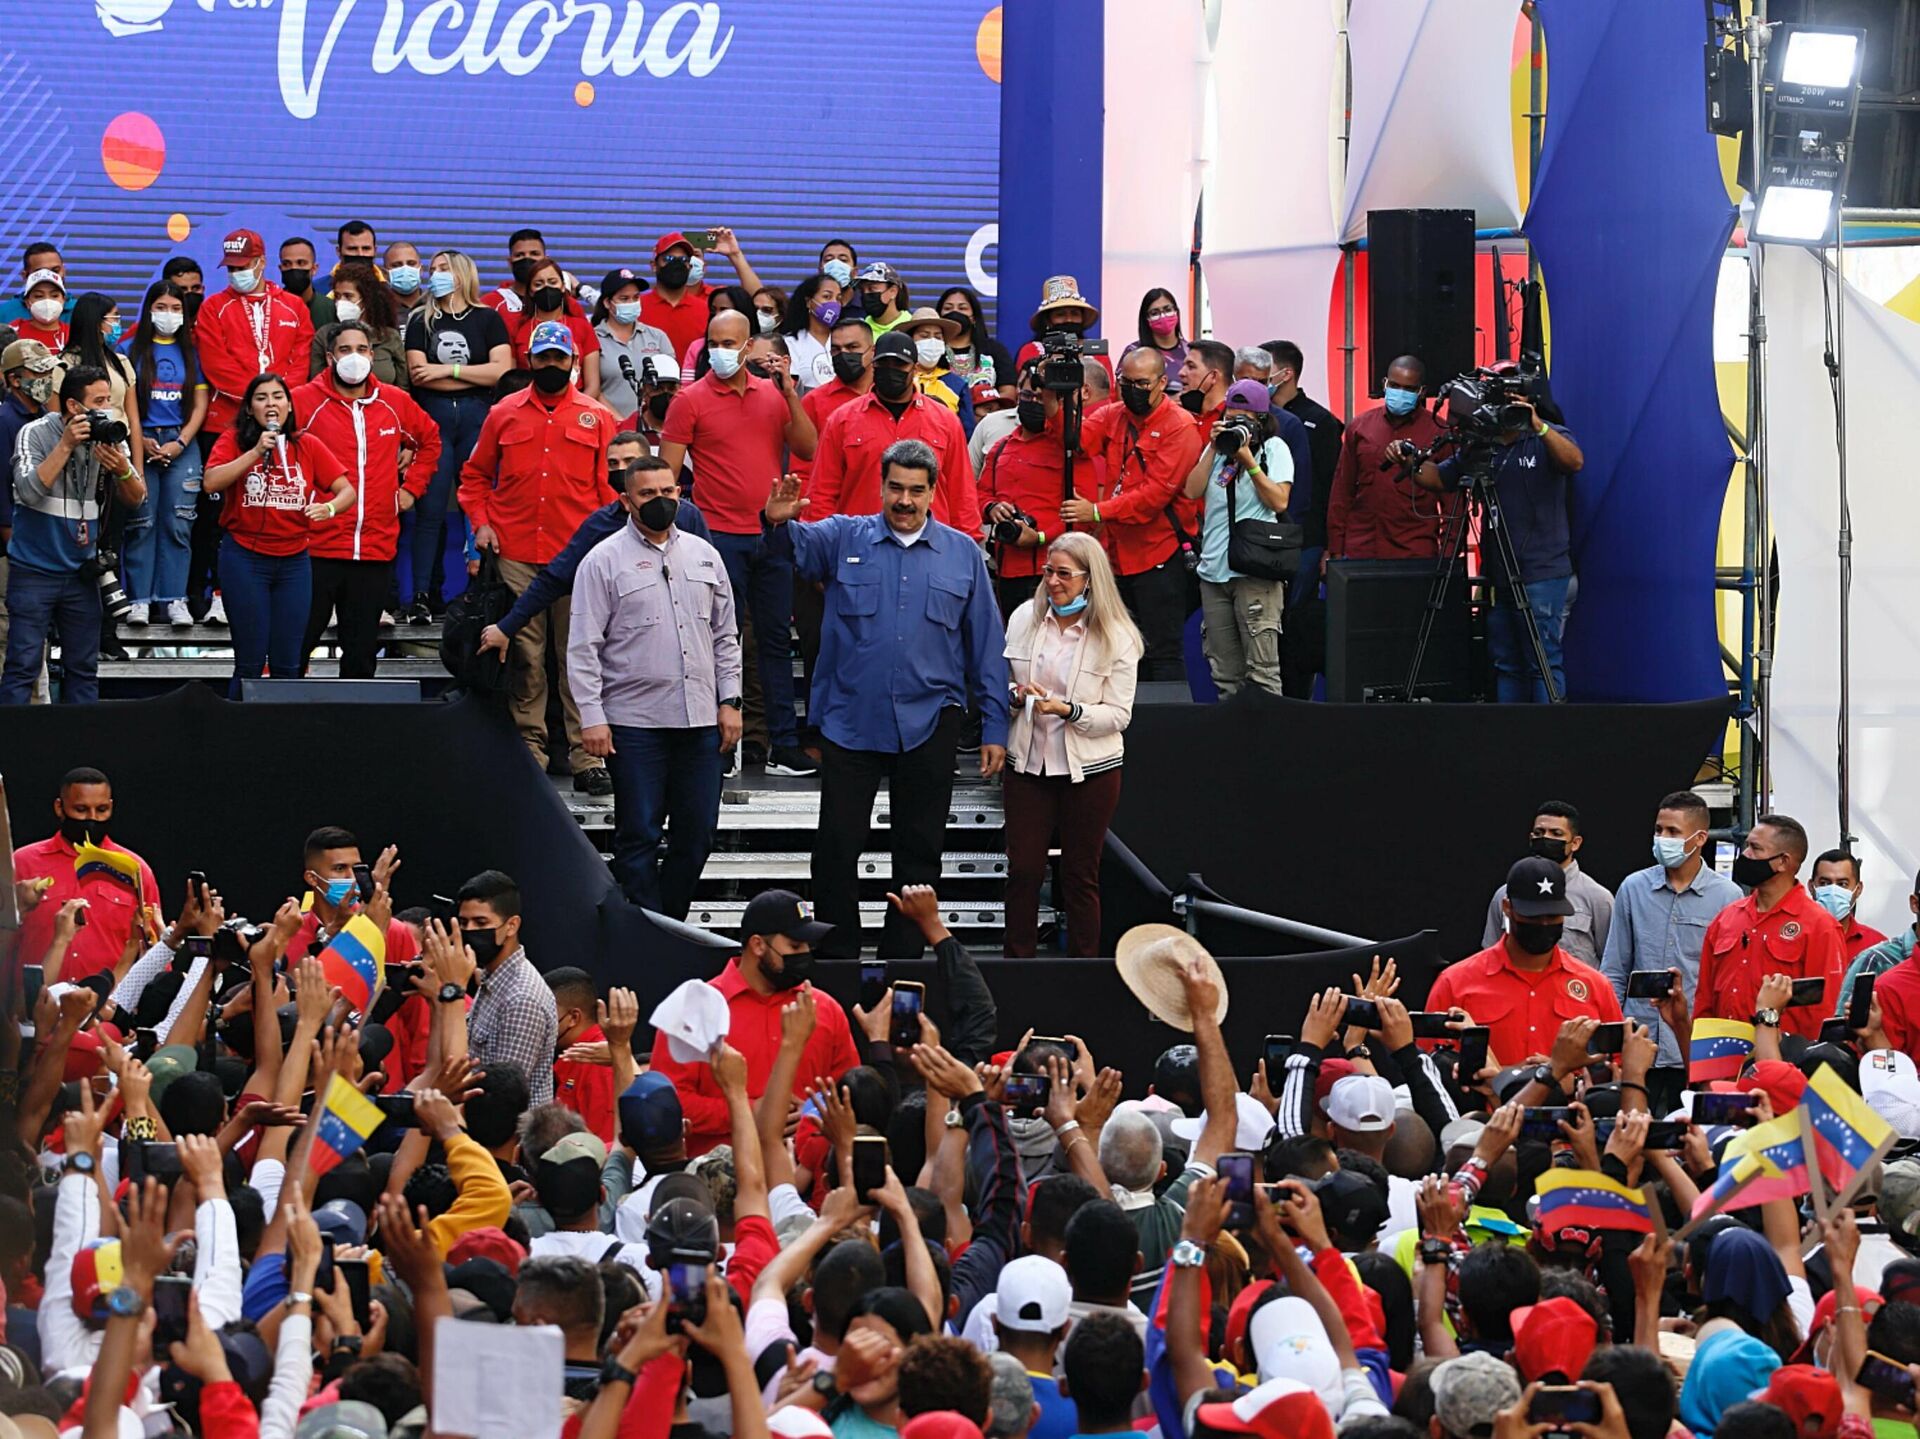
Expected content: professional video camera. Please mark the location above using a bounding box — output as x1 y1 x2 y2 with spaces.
1036 328 1108 393
1436 365 1539 445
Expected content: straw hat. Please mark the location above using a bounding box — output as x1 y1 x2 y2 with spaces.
1029 274 1099 332
1115 923 1229 1030
901 306 963 341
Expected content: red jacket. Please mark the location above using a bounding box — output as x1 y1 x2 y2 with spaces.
196 284 315 432
795 378 866 480
977 414 1100 578
803 391 980 530
1694 884 1844 1042
13 834 161 982
1080 398 1203 574
292 374 441 562
458 385 619 564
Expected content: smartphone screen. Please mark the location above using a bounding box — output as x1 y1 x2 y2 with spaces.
1520 1107 1578 1142
1455 1026 1490 1077
1596 1119 1686 1150
21 965 43 1015
1850 973 1878 1029
1820 1017 1856 1046
338 1258 371 1330
1003 1073 1051 1116
859 962 890 1012
1626 970 1676 999
851 1136 888 1202
888 982 925 1049
128 1141 183 1184
1859 1353 1917 1408
1787 976 1827 1008
1218 1151 1255 1230
1342 996 1381 1029
1585 1023 1625 1054
316 1234 335 1298
666 1261 709 1329
183 934 214 962
1263 1034 1295 1073
1408 1012 1458 1039
1691 1091 1756 1126
1528 1387 1602 1425
352 863 375 904
374 1093 417 1129
152 1274 192 1348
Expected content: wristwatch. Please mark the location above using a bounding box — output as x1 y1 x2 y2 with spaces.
106 1286 146 1319
943 1108 965 1130
288 1291 314 1309
437 982 465 1005
812 1370 841 1398
1753 1007 1782 1029
332 1335 363 1357
599 1355 638 1390
64 1152 96 1177
719 696 743 710
1529 1063 1564 1094
1170 1239 1207 1270
1419 1238 1453 1267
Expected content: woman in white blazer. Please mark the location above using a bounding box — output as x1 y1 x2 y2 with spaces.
1002 531 1143 957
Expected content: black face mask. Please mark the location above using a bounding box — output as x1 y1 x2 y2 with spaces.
531 287 565 313
1731 852 1779 890
281 269 312 296
511 257 539 284
1178 390 1205 414
464 928 503 967
1017 399 1047 433
1530 836 1569 864
745 360 771 379
1510 919 1562 955
637 495 678 531
943 313 972 344
831 351 868 385
657 258 690 290
863 290 892 317
1120 382 1157 418
646 391 675 422
59 813 100 847
531 365 571 395
764 947 813 991
873 365 912 401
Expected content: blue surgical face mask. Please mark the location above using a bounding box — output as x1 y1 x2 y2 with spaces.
389 264 421 294
1050 593 1090 617
313 875 356 907
1384 384 1418 416
823 259 853 288
428 270 456 299
1814 883 1855 922
613 300 642 325
686 255 706 286
104 320 123 344
708 345 742 379
1651 833 1696 870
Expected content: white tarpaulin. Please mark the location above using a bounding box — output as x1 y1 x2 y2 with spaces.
1763 246 1919 937
1340 0 1524 243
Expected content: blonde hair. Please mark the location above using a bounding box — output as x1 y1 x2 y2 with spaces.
1028 531 1143 662
420 249 482 328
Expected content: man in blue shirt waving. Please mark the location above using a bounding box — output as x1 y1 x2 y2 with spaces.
764 439 1009 958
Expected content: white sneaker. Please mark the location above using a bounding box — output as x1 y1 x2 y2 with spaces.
166 600 193 628
125 602 149 626
380 610 396 626
205 594 228 626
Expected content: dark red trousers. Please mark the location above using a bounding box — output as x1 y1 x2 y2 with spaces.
1002 765 1123 957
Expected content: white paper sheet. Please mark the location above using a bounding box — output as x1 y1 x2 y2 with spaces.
432 1317 564 1439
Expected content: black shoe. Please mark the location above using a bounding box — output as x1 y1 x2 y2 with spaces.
956 717 984 754
99 636 130 661
742 740 769 768
766 745 819 778
405 596 433 626
573 766 615 797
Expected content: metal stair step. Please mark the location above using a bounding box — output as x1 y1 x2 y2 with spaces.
95 656 446 680
114 621 444 647
686 897 1024 931
642 849 1007 881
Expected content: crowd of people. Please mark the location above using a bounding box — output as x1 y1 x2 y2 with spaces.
5 762 1920 1439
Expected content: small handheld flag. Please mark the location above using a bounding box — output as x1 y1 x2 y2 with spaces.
73 841 141 892
1689 1018 1755 1083
1682 1144 1785 1233
1536 1168 1654 1234
1804 1061 1897 1207
1704 1110 1809 1212
309 1074 386 1176
317 914 386 1014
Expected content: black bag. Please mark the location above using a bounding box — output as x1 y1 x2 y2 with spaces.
438 554 512 695
1225 466 1303 582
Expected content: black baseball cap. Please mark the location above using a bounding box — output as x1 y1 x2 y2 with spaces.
873 331 916 364
1506 856 1576 918
739 889 833 945
1311 1169 1390 1247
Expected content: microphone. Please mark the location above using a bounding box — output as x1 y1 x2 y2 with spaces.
620 356 641 394
265 416 289 471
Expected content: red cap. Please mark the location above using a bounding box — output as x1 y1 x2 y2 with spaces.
969 377 999 404
1314 1058 1356 1111
1762 1364 1843 1439
1224 1278 1274 1365
1749 1059 1809 1117
221 229 265 266
900 1415 983 1439
1196 1378 1336 1439
62 1030 105 1082
1511 1297 1598 1382
654 232 693 258
446 1226 527 1278
1797 1287 1883 1361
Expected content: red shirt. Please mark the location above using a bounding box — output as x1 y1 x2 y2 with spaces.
803 392 980 530
639 285 717 363
795 379 866 480
283 909 422 967
14 318 66 353
646 962 861 1156
1869 955 1920 1058
13 834 161 981
658 371 794 535
480 285 526 316
207 430 346 557
1079 398 1204 575
1426 941 1623 1070
506 306 598 387
555 1021 616 1145
1844 920 1889 961
1694 885 1845 1041
1326 403 1453 559
977 414 1094 578
195 284 315 432
290 375 441 562
458 385 619 563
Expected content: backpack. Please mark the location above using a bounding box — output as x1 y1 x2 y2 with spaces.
438 554 512 695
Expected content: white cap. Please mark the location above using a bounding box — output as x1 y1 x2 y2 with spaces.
24 267 64 294
1325 1075 1396 1133
1248 1294 1342 1412
993 1254 1072 1333
1863 1049 1920 1138
1170 1091 1275 1152
767 1408 834 1439
648 979 730 1064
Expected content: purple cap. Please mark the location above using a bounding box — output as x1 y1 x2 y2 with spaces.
528 320 574 356
1225 379 1271 411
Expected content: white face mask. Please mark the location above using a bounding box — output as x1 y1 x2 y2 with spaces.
915 337 947 367
152 309 184 336
29 297 61 323
334 352 373 386
230 267 259 294
334 299 362 324
708 346 743 380
756 311 777 334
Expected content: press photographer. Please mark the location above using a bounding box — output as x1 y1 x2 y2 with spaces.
979 360 1071 617
2 361 145 705
1409 368 1583 704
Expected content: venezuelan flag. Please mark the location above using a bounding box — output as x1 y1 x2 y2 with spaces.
1717 1110 1809 1208
1536 1168 1654 1234
1805 1061 1894 1198
73 841 141 891
310 1074 386 1176
1689 1018 1756 1083
317 914 385 1014
1689 1143 1786 1221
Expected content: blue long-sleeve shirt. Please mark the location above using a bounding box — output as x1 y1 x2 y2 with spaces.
766 512 1010 752
498 495 709 637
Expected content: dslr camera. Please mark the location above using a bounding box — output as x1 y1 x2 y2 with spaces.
992 508 1038 546
1213 418 1256 457
1036 329 1108 393
85 409 130 447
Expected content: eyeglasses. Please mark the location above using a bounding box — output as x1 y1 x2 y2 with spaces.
1040 566 1087 581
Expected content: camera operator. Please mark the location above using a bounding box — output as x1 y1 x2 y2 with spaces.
1413 383 1583 703
3 365 144 705
980 361 1069 618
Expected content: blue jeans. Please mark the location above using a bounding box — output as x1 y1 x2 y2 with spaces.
122 426 200 603
220 536 311 696
710 530 797 747
410 389 489 604
2 563 99 704
606 724 723 919
1486 572 1571 703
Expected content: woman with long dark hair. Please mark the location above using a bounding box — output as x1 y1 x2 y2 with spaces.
506 256 600 396
777 272 844 392
120 280 208 627
203 373 352 692
1121 287 1188 392
937 286 1015 404
309 260 407 387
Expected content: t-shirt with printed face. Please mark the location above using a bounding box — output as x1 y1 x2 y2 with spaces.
404 305 511 387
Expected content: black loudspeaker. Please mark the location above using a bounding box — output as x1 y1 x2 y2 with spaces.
1367 209 1475 396
1325 558 1472 703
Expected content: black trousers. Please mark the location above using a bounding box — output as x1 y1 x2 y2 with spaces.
1118 558 1191 680
186 431 222 617
303 557 392 678
812 706 960 959
996 573 1038 622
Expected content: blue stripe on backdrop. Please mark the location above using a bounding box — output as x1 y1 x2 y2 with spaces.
1527 1 1737 702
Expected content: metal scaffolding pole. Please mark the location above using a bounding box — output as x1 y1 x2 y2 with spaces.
1741 1 1772 830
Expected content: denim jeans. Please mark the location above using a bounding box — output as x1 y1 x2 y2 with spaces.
410 389 489 604
710 530 797 748
121 426 200 603
1486 571 1571 703
219 536 311 696
605 724 723 919
2 563 100 704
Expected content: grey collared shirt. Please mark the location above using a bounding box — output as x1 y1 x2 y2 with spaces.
567 521 741 732
468 947 559 1107
1484 858 1615 968
1599 860 1744 1068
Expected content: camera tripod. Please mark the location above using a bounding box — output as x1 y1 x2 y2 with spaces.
1396 446 1562 705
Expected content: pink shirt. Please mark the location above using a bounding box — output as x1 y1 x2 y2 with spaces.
1021 612 1085 777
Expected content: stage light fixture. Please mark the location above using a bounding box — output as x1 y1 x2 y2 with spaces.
1769 24 1864 126
1751 158 1844 243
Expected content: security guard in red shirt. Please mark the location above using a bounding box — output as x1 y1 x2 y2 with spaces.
1694 813 1843 1042
1426 855 1624 1068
